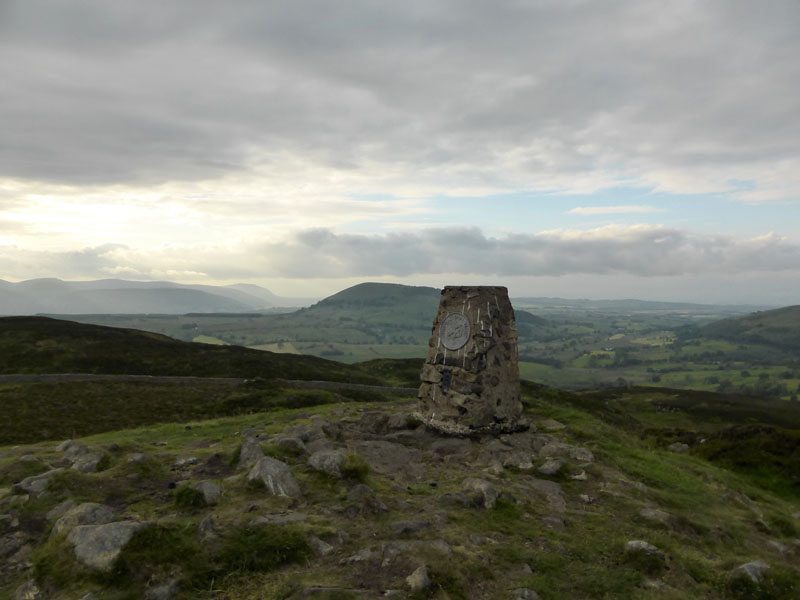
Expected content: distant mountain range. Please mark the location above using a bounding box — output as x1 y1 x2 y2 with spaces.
0 278 316 315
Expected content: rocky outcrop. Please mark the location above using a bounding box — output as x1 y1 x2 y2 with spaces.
307 450 346 478
246 457 301 497
51 503 115 537
67 521 146 571
15 469 64 494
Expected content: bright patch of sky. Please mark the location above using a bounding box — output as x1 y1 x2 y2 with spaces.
1 1 800 305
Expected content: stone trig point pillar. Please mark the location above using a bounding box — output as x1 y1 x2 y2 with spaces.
417 285 525 435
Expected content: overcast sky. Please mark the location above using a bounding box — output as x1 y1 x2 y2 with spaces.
1 0 799 304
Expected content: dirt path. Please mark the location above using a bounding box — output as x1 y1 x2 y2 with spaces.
0 373 418 396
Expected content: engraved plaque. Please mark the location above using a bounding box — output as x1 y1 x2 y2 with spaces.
440 312 471 350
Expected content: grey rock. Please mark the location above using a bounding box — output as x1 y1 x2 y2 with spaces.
540 419 566 431
357 412 390 434
56 439 85 454
463 478 500 509
639 508 670 524
406 565 431 592
52 503 115 537
18 455 40 463
503 452 534 470
537 458 566 476
274 436 306 453
625 540 666 561
197 516 218 540
539 442 594 462
767 540 788 554
68 521 146 571
340 547 374 565
251 512 308 526
14 579 41 600
173 456 200 468
237 437 264 470
46 499 77 521
517 477 567 512
390 520 430 535
730 560 770 584
431 438 472 457
0 494 28 507
309 535 334 557
189 481 222 505
513 589 541 600
1 531 26 559
668 442 689 454
387 412 412 430
79 594 99 600
247 457 301 497
542 515 566 531
145 576 181 600
127 453 147 463
72 452 105 473
15 468 64 494
531 433 555 452
307 450 346 478
345 484 388 515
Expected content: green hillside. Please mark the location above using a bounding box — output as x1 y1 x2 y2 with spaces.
697 305 800 352
0 316 382 384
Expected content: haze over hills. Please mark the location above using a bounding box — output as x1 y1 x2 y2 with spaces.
0 278 317 315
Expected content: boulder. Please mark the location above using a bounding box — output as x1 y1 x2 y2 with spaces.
15 468 64 494
390 520 430 535
144 575 181 600
247 457 301 497
406 565 431 592
625 540 666 562
539 419 566 431
307 450 346 478
71 452 105 473
463 478 500 509
52 503 115 537
309 535 334 557
188 481 222 505
237 437 264 470
67 521 146 571
345 484 388 515
513 589 541 600
14 579 41 600
730 560 770 584
539 442 594 463
46 499 77 521
537 458 566 476
668 442 689 454
638 508 670 525
503 452 534 470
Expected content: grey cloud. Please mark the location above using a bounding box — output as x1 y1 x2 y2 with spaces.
3 227 799 283
254 227 800 278
1 0 798 195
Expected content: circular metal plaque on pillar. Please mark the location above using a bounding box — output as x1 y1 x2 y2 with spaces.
440 312 471 350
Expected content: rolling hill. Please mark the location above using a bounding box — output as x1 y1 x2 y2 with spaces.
0 278 315 315
698 305 800 352
0 316 383 384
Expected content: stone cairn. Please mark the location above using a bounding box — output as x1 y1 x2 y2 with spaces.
416 285 526 435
